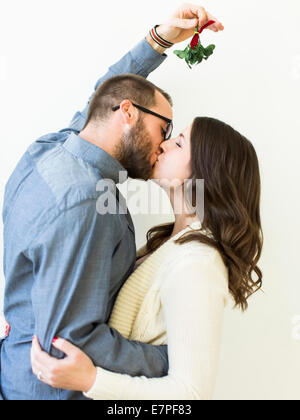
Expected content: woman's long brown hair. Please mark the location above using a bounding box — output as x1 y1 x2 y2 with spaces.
145 117 263 311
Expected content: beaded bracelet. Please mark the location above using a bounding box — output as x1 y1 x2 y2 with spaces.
149 25 174 49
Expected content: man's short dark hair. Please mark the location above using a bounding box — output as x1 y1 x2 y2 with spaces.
84 74 173 128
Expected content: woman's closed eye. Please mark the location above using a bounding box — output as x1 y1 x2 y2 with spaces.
176 133 186 148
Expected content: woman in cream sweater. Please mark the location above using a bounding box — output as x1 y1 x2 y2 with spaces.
30 116 263 400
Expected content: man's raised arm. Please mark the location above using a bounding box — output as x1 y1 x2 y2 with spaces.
62 38 167 134
60 5 224 134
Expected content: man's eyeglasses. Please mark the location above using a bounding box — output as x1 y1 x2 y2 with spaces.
112 103 173 141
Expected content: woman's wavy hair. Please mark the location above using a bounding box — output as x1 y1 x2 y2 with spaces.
145 117 263 311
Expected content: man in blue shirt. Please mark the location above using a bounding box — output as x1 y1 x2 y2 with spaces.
0 4 223 400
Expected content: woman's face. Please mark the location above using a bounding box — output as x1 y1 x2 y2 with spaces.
152 125 193 188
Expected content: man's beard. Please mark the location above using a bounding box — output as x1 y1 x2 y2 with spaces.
114 117 154 181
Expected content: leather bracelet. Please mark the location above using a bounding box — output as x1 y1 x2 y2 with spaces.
149 25 174 49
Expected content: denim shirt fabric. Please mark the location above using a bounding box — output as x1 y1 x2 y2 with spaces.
0 39 169 400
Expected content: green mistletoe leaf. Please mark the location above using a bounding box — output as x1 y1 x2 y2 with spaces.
204 44 216 57
173 35 216 69
174 48 187 60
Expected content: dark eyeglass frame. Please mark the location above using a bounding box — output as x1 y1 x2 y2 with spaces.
112 103 173 141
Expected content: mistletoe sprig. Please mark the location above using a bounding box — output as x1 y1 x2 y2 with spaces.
174 20 216 69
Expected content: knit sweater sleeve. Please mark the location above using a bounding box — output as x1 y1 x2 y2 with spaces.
84 251 229 400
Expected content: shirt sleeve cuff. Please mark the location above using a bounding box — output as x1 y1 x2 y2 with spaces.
129 38 168 78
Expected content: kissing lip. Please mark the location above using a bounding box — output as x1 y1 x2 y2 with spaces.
152 157 159 167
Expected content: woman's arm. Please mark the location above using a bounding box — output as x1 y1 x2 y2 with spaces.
32 253 229 400
84 254 229 400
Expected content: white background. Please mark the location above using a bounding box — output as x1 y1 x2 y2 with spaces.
1 0 300 400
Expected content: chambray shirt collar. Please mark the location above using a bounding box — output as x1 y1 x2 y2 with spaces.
63 132 128 184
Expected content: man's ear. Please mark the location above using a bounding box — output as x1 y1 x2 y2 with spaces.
119 100 137 125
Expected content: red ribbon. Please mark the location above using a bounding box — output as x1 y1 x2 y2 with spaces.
190 33 200 50
199 20 216 34
190 20 216 50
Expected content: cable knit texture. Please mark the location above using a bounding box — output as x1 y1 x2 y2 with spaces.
84 221 230 400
